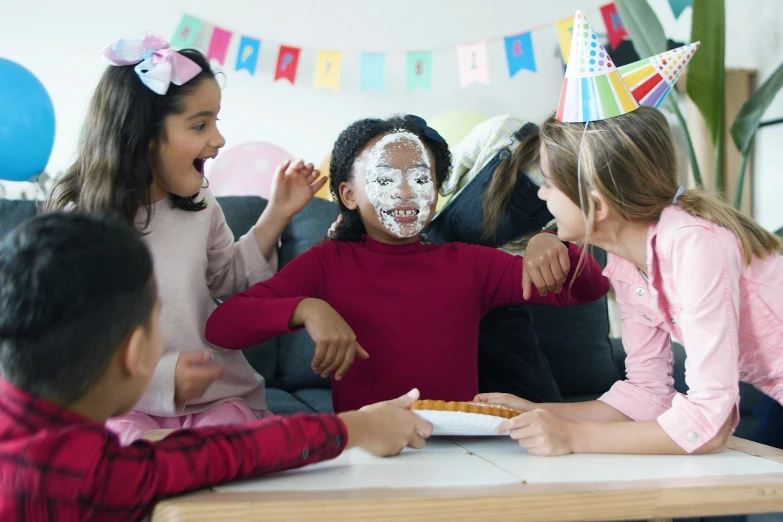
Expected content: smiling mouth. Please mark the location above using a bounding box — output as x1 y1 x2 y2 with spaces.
193 158 206 175
383 208 419 223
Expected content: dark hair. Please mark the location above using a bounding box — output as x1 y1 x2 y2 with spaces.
44 49 216 228
482 123 541 241
0 212 156 404
328 115 452 241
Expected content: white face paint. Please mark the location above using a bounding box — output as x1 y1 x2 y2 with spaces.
363 132 435 238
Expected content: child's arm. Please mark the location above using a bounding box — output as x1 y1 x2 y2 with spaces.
206 244 367 379
84 390 432 521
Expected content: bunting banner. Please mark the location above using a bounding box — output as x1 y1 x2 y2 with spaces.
556 16 575 64
668 0 692 18
169 7 675 95
314 51 343 91
504 31 536 76
360 53 385 92
600 3 627 50
457 41 490 88
275 45 301 84
235 36 261 75
207 27 232 65
170 15 202 48
406 51 432 91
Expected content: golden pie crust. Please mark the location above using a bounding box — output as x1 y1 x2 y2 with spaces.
411 399 520 419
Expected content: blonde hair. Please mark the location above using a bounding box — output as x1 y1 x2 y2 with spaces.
539 106 781 265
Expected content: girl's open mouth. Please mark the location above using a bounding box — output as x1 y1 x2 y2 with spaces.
193 158 206 175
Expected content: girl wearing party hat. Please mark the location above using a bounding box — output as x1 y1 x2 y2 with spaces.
477 11 783 456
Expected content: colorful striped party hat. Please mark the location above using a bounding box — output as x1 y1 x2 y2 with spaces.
618 42 700 108
556 11 639 123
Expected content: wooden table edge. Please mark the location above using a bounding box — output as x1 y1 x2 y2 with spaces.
151 437 783 522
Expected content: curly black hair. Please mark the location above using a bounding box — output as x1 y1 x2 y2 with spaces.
328 115 452 242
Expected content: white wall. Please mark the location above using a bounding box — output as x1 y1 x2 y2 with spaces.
1 0 781 229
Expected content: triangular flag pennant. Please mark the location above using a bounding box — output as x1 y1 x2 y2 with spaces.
618 42 700 108
235 36 261 75
504 32 536 77
360 53 385 92
669 0 692 18
314 50 343 92
206 27 232 65
171 15 202 49
556 11 639 123
600 3 628 50
406 51 432 91
275 46 301 84
457 41 490 88
556 16 575 64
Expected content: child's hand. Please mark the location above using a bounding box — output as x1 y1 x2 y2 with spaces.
174 352 225 409
292 298 370 380
496 409 576 457
474 392 537 412
522 232 571 300
339 388 433 457
268 159 328 220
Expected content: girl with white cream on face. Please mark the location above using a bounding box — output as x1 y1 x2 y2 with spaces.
205 115 611 414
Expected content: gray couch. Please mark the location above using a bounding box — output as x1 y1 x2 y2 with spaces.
0 195 764 438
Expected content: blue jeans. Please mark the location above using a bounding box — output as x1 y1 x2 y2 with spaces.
750 394 783 449
423 145 561 402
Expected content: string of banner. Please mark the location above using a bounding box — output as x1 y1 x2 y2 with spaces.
170 0 690 93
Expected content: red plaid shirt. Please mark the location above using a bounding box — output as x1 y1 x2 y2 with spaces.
0 380 347 521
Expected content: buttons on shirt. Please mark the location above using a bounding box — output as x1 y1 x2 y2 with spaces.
687 431 699 442
499 149 510 160
301 448 310 459
636 288 645 296
335 435 343 447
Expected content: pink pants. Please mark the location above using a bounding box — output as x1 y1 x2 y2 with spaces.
105 399 272 446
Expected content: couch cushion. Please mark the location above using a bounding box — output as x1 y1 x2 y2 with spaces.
276 198 340 390
525 247 620 397
0 199 37 240
215 196 279 387
265 387 314 414
293 389 334 414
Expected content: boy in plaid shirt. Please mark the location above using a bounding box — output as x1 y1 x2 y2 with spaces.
0 212 431 521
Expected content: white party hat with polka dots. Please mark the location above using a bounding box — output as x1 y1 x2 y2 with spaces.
618 42 701 108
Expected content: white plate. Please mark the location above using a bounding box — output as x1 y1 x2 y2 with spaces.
413 409 506 436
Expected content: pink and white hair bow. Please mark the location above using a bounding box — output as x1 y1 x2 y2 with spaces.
102 32 202 95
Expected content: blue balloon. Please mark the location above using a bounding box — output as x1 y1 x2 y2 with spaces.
0 59 56 181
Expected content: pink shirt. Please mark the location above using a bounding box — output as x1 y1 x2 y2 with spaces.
600 205 783 453
133 188 277 417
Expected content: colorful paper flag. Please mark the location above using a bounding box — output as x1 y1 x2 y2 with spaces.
360 53 385 92
600 3 628 50
504 32 536 77
457 41 490 88
207 27 232 65
170 15 202 48
314 50 343 91
235 36 261 75
668 0 692 18
556 16 576 64
275 45 301 84
406 51 432 91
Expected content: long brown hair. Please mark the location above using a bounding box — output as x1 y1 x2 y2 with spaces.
482 124 541 242
540 106 781 264
44 49 215 228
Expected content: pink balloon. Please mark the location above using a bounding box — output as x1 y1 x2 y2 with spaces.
206 141 293 198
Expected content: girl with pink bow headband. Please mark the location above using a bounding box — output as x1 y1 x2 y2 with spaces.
45 32 328 445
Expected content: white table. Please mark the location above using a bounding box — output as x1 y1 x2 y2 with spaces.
152 436 783 521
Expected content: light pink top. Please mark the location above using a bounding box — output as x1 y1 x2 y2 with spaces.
133 188 276 416
600 205 783 453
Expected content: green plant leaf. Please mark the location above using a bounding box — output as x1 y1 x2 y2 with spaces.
730 60 783 155
614 0 668 58
775 225 783 238
687 0 725 148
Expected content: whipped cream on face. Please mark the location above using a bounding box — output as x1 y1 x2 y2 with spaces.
363 131 435 238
